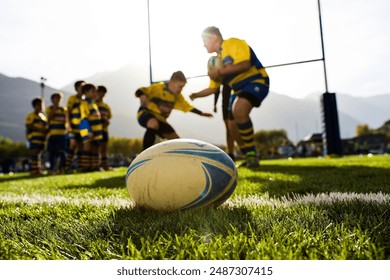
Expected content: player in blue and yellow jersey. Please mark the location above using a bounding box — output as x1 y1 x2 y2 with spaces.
79 84 103 171
135 71 213 150
201 26 270 167
46 92 68 174
96 85 112 171
25 97 48 175
65 80 85 171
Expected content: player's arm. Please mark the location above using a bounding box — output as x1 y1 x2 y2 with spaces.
25 116 35 131
135 88 149 107
190 108 213 118
209 60 251 81
175 94 213 118
63 107 69 129
190 87 218 101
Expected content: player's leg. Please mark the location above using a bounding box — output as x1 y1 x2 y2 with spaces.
138 109 162 150
223 119 235 160
143 118 160 149
160 122 179 140
47 137 56 174
232 84 269 168
221 84 235 161
79 130 92 172
100 133 111 171
65 135 76 171
90 141 100 171
232 97 256 147
30 148 41 175
228 94 253 162
57 136 67 173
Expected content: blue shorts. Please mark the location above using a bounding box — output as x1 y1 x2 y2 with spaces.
28 142 45 150
228 83 269 119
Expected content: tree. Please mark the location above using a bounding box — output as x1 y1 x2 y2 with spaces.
0 136 30 159
355 124 371 136
107 137 142 159
253 129 290 158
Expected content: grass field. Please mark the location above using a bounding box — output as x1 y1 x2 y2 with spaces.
0 155 389 260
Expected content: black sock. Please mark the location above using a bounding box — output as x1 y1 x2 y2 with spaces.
143 128 157 150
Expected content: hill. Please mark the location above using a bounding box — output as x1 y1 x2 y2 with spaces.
1 67 389 144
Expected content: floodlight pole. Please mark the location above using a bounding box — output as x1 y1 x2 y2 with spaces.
40 77 47 100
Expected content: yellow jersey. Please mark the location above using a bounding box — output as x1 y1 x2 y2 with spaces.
209 38 269 93
25 112 47 145
79 98 103 141
136 82 194 122
46 106 67 138
95 100 112 132
66 94 83 133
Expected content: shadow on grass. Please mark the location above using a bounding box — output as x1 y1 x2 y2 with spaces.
61 174 126 190
107 205 254 255
0 173 32 183
241 164 390 198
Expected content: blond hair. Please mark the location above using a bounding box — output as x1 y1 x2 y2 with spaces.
170 71 187 83
202 26 223 39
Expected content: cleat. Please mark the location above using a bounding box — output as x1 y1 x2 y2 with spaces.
245 151 260 168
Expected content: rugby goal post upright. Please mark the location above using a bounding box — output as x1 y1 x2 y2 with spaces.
317 0 343 156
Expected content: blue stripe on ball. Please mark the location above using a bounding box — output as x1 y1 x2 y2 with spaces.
165 148 236 170
180 162 234 210
126 159 151 181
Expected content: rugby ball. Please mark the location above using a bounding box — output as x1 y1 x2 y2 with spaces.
126 139 237 212
207 55 222 72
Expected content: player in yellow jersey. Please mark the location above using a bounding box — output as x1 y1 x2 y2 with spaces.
46 92 68 174
201 26 270 167
135 71 213 150
25 97 48 175
65 80 85 171
96 85 112 171
79 84 103 171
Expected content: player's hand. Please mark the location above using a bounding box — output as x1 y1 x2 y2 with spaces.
208 68 220 81
201 112 213 118
189 93 197 101
139 95 149 107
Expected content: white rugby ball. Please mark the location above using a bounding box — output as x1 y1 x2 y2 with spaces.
126 139 237 212
207 55 223 83
207 55 222 72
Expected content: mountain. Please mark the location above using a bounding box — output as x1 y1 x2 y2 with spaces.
1 67 389 145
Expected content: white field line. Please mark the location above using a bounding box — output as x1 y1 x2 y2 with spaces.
0 192 389 208
0 194 134 208
225 192 390 208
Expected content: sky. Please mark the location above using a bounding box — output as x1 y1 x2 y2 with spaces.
0 0 389 99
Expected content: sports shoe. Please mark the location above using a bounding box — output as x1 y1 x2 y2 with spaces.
245 151 259 168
